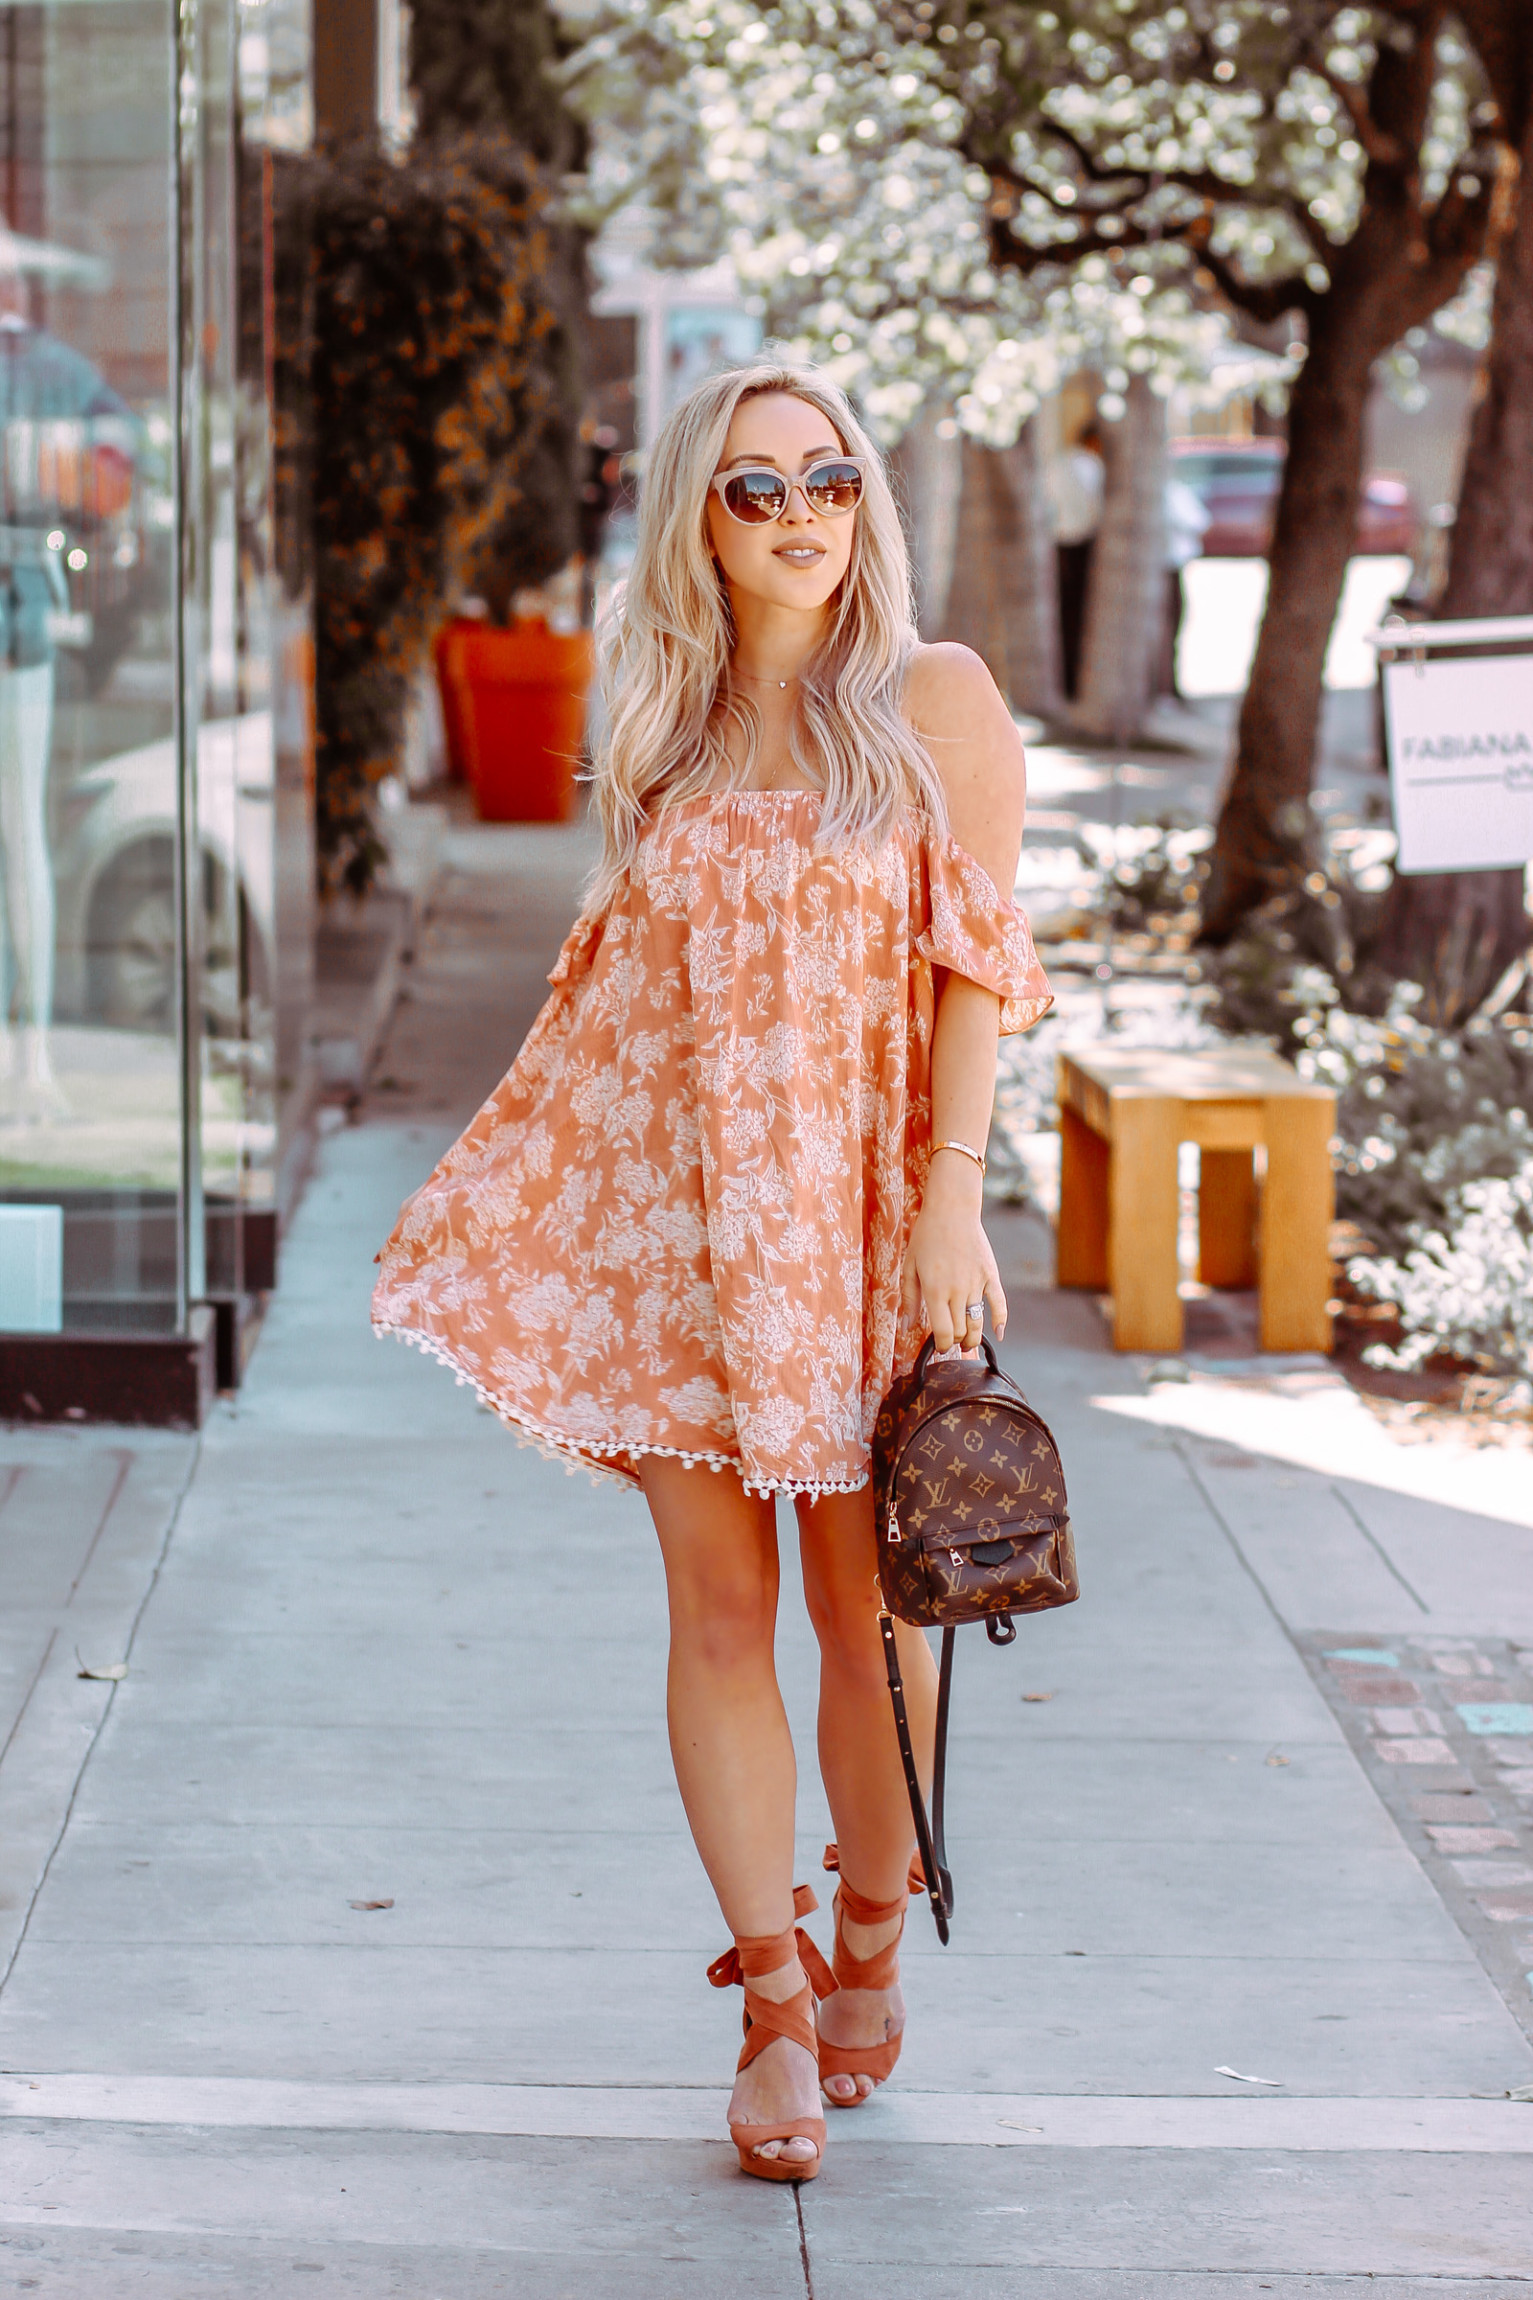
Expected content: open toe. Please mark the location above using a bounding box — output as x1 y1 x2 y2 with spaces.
815 1846 921 2109
710 1885 835 2183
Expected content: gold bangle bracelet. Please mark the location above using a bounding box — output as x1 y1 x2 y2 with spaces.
931 1138 987 1177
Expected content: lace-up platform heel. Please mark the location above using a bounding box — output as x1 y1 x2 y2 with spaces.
815 1843 924 2107
707 1882 836 2182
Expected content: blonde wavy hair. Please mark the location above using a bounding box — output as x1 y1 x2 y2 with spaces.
587 362 946 908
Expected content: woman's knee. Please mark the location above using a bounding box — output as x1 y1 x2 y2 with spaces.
802 1571 887 1688
661 1539 779 1670
644 1463 779 1666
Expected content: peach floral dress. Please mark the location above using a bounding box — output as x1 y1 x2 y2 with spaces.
372 791 1052 1497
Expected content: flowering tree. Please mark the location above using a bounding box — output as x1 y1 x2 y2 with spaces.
929 0 1498 946
565 0 1256 731
567 1 1251 431
567 4 1525 988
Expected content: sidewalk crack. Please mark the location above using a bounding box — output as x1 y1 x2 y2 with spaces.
1328 1480 1431 1614
793 2180 815 2299
0 1441 200 1999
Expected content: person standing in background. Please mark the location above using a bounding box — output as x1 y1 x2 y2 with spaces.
1159 471 1210 701
1046 423 1104 702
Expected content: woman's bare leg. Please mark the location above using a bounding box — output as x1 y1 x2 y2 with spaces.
639 1457 819 2165
796 1486 938 2102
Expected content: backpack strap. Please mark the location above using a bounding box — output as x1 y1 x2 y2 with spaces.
877 1611 956 1944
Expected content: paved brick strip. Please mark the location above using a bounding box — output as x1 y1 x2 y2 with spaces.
1301 1634 1533 2043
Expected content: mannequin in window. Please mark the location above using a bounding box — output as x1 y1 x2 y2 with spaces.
0 258 130 1116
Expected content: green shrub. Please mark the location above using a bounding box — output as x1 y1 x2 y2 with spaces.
1284 981 1533 1254
274 139 559 893
1348 1160 1533 1382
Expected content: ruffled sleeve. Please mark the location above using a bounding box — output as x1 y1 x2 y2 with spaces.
545 903 609 989
913 826 1054 1035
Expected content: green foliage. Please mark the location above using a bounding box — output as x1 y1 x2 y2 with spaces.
1200 848 1391 1050
412 0 588 611
1315 987 1533 1377
1067 825 1533 1375
1348 1159 1533 1380
1294 984 1533 1254
274 139 557 893
1181 835 1533 1261
412 0 585 167
1078 816 1209 944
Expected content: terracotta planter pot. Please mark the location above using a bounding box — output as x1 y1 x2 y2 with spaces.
432 617 482 782
458 620 595 823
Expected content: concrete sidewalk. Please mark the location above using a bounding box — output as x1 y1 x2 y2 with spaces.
1 820 1532 2294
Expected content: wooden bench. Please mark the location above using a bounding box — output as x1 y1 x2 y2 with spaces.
1056 1046 1336 1355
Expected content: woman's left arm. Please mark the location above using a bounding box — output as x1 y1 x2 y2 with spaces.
902 644 1028 1354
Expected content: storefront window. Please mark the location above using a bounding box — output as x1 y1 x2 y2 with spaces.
0 0 308 1340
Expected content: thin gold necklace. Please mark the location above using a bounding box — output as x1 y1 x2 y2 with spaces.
733 666 800 691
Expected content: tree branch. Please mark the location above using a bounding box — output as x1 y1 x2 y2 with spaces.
1006 121 1336 264
982 143 1321 315
985 200 1307 329
1039 118 1266 214
1190 237 1310 327
1307 60 1405 168
985 211 1160 274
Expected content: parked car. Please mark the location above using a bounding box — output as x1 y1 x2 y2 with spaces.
1169 438 1418 558
52 713 275 1038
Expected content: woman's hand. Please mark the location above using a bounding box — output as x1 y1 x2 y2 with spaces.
901 1154 1007 1354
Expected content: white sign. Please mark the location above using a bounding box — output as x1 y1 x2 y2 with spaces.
1381 652 1533 874
0 1205 62 1333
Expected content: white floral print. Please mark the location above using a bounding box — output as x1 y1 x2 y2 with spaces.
372 791 1052 1496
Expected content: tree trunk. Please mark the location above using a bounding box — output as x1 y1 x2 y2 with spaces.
1201 301 1378 940
941 440 1007 678
1200 0 1489 944
1366 104 1533 1022
1366 868 1528 1024
1073 375 1167 743
940 424 1063 715
989 419 1063 718
890 403 962 636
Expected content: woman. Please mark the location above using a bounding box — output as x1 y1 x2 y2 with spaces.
373 364 1051 2182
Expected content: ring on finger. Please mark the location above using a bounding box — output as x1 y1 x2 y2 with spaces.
965 1300 984 1322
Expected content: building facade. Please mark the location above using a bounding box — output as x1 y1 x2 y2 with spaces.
0 0 318 1417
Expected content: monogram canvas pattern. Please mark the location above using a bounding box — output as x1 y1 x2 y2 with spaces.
372 791 1052 1498
873 1344 1078 1627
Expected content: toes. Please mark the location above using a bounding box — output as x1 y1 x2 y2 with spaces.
824 2074 857 2103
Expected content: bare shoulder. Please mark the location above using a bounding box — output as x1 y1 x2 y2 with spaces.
903 643 1027 890
904 642 1013 736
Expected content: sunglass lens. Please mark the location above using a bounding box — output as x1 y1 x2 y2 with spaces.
724 469 788 523
803 461 863 513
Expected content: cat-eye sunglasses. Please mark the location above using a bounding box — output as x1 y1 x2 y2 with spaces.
709 457 865 526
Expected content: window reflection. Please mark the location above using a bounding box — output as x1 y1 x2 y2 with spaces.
0 0 306 1337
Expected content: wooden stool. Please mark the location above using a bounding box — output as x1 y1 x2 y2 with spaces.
1056 1046 1336 1355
